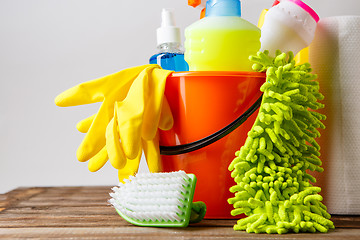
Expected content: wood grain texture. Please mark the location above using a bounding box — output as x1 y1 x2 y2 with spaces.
0 186 359 239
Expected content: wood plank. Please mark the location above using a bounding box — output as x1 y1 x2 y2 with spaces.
16 198 108 207
0 188 45 212
1 187 360 239
0 186 112 208
0 227 359 240
2 206 115 215
0 208 359 229
331 215 360 228
0 215 122 228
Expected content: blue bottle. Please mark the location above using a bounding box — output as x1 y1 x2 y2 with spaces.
149 9 189 72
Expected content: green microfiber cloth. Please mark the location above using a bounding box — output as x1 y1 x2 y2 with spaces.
228 51 334 234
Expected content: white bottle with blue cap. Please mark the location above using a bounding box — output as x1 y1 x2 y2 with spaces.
184 0 261 71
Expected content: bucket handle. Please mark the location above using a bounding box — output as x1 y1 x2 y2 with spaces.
159 94 263 155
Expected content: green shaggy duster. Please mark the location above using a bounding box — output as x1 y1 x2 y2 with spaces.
228 51 334 234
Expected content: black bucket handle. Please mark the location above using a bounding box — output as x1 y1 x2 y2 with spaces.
159 94 263 155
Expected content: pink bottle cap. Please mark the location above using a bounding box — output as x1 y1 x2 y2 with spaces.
286 0 320 22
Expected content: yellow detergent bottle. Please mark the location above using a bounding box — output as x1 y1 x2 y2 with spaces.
184 0 261 71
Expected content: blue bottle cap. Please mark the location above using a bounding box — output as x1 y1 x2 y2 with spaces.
205 0 241 17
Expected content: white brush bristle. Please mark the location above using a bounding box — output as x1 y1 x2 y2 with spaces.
109 170 192 223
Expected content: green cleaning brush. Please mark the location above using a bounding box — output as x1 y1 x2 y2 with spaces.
228 51 334 234
109 170 206 227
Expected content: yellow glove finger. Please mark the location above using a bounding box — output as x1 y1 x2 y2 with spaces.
55 65 153 107
118 149 142 183
87 146 108 172
142 132 162 173
76 114 96 133
106 112 126 169
158 97 174 131
141 68 173 140
76 100 111 162
117 67 154 159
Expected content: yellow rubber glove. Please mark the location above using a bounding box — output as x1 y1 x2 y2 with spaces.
55 65 174 180
79 99 173 172
87 146 108 172
105 67 173 180
55 65 151 162
105 108 126 170
117 148 142 183
115 67 172 159
142 132 162 173
76 114 95 133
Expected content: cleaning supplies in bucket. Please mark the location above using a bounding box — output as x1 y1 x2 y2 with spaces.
149 9 189 72
54 0 333 231
184 0 261 71
228 51 334 233
109 170 206 227
260 0 319 57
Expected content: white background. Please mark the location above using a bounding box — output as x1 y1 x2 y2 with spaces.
1 0 359 193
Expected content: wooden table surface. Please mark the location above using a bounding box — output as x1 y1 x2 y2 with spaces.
0 186 359 239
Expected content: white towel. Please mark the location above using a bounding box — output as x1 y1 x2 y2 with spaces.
309 16 360 214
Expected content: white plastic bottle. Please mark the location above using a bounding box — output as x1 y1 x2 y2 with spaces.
260 0 319 57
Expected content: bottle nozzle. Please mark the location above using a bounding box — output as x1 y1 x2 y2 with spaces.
161 8 176 27
157 9 181 46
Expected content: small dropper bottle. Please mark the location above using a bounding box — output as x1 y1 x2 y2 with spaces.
149 9 189 72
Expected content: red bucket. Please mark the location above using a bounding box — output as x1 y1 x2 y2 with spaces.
159 71 265 219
